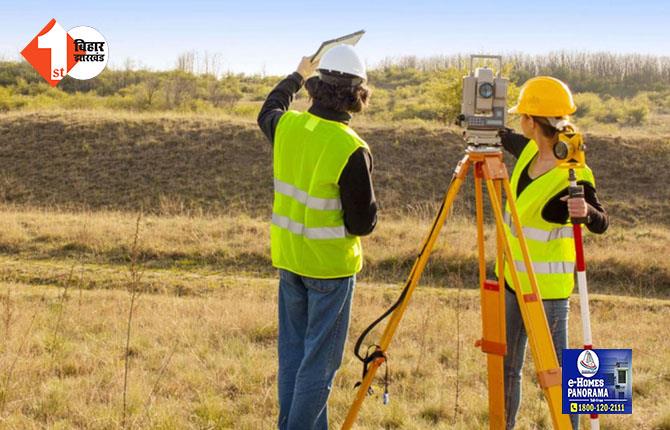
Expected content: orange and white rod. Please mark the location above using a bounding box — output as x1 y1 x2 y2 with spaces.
570 171 600 430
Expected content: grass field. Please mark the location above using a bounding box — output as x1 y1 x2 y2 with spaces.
0 207 666 296
1 275 668 429
0 206 667 429
0 110 668 429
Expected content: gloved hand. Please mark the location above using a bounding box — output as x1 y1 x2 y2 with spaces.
498 127 515 138
497 127 516 147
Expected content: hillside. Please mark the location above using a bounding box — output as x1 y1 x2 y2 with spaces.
0 111 668 227
0 108 667 429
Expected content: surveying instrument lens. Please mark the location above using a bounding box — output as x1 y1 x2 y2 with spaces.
553 140 570 160
479 83 494 98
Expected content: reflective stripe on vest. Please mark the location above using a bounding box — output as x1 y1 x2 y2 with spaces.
271 213 346 240
503 212 574 242
274 178 342 211
513 260 575 274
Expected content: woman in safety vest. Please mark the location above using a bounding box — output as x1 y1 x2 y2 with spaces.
499 76 609 430
257 45 376 430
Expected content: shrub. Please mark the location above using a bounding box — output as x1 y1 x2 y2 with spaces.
573 92 650 127
209 78 243 108
574 93 603 119
104 93 141 111
624 104 649 126
598 98 625 123
59 92 103 110
622 94 650 126
424 68 463 123
0 86 12 111
231 102 258 119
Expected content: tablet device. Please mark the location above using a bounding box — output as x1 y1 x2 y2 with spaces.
310 30 365 62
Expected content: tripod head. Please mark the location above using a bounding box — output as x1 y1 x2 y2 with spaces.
458 55 509 149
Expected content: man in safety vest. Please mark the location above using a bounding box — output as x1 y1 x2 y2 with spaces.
498 76 609 429
257 45 376 430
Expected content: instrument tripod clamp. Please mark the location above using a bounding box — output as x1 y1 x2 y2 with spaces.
352 345 389 404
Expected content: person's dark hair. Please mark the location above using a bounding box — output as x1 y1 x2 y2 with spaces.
531 115 560 138
305 74 371 114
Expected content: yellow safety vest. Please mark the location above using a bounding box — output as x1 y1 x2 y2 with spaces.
496 141 595 299
271 110 368 278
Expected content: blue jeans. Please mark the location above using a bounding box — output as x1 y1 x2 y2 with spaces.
504 289 579 430
277 269 355 430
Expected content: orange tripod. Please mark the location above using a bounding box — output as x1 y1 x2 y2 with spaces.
342 146 572 429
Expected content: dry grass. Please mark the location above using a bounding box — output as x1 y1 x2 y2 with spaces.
0 206 665 427
0 110 667 428
0 206 666 297
0 276 667 429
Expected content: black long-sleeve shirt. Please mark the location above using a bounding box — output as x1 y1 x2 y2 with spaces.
501 131 609 234
257 72 377 236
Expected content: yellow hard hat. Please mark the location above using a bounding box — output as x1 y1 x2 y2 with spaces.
508 76 576 117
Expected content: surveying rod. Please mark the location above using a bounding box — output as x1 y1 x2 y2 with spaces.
568 168 600 430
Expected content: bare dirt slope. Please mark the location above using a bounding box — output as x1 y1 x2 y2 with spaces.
0 111 667 226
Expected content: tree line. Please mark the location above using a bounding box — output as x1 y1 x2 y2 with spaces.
0 51 668 127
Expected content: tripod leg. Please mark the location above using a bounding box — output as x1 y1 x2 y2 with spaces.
485 178 572 430
494 179 505 293
341 156 471 430
493 179 508 428
474 172 506 430
494 179 506 339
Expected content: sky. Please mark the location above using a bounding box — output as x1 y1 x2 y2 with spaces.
1 0 668 76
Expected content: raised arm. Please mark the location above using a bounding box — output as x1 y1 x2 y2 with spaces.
257 57 318 144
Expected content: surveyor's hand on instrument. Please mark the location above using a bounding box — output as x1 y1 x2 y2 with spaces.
562 195 588 219
498 127 514 137
297 56 319 80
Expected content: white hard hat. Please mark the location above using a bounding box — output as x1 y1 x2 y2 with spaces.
318 44 367 81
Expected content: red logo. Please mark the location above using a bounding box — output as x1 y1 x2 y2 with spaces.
21 19 108 86
21 19 78 87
